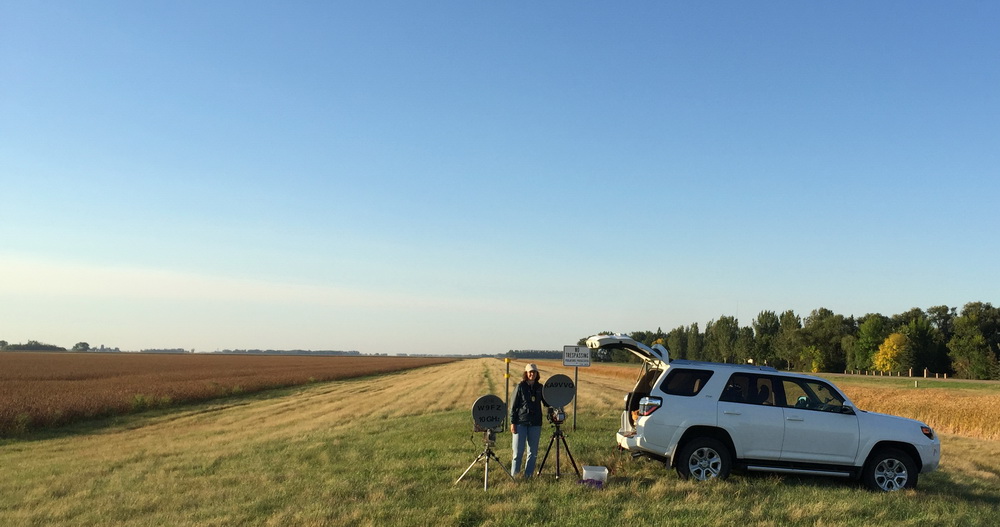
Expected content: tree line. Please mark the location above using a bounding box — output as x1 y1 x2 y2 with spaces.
577 302 1000 380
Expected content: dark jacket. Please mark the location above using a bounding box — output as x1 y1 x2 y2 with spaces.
510 380 547 427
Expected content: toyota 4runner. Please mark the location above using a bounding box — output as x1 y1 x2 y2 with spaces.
586 334 941 491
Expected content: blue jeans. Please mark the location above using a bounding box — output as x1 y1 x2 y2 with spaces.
510 424 542 478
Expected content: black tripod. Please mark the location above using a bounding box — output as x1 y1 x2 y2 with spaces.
456 429 515 490
536 422 580 480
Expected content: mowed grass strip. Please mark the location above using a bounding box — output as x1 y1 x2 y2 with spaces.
0 352 455 434
1 358 999 526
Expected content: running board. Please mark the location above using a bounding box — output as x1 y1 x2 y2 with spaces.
745 465 852 478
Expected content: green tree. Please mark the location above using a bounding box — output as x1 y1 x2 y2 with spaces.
841 333 858 370
801 345 825 373
774 310 803 370
72 342 91 352
853 314 891 371
902 316 948 374
666 326 688 360
752 311 780 366
892 307 927 331
947 302 1000 379
801 308 852 372
874 333 911 373
735 326 755 364
926 305 957 343
686 323 703 361
704 316 740 363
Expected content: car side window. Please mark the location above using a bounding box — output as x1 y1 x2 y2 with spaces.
661 369 714 397
781 378 847 412
720 373 752 403
720 373 775 405
753 376 775 405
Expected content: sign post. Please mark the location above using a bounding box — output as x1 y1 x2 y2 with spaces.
562 345 591 431
504 358 511 429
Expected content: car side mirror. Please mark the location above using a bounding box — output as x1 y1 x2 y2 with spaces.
841 405 856 415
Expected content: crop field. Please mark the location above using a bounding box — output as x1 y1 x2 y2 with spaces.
0 352 455 435
2 357 999 526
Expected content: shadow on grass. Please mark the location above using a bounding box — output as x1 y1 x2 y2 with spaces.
920 470 1000 508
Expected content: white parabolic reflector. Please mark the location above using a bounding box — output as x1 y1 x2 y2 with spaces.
471 394 506 431
543 374 576 407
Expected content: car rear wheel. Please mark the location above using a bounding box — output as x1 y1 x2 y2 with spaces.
676 438 731 481
862 448 917 491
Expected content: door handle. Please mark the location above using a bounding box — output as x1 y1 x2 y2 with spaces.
786 416 804 422
723 411 741 416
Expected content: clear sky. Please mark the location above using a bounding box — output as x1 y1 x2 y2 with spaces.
2 2 998 355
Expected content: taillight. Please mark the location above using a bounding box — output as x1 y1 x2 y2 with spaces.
637 396 662 416
921 426 935 440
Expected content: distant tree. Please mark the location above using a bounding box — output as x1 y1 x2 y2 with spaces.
801 308 852 372
0 340 7 350
947 302 1000 379
752 311 781 366
926 305 957 343
6 340 66 351
735 326 755 364
72 342 91 352
612 348 640 363
841 334 857 370
686 323 703 361
704 316 739 363
874 333 912 373
774 310 803 370
802 345 825 373
902 316 949 374
891 307 927 331
666 326 688 360
853 314 891 371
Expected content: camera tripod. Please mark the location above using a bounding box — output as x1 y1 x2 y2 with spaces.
456 429 515 490
536 422 580 480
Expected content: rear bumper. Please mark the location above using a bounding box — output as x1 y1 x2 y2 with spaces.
616 430 639 450
616 430 671 463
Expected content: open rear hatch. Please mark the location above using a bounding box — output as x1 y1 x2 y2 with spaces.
585 334 669 367
586 334 669 438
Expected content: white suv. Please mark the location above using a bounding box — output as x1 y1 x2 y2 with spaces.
587 334 941 491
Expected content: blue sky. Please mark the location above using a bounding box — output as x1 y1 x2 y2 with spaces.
2 2 998 354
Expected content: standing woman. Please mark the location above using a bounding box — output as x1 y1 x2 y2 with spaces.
509 363 547 478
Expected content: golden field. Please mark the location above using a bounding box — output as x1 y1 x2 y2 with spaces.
0 352 455 435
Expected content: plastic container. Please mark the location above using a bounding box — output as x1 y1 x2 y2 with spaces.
582 465 608 484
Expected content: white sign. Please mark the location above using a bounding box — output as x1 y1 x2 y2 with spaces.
563 345 591 367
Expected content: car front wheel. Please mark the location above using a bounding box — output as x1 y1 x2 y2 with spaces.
862 448 917 491
676 438 731 481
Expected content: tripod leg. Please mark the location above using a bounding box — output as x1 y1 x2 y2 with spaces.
483 448 489 491
455 451 487 484
560 434 582 478
487 449 517 481
554 431 562 479
536 434 557 476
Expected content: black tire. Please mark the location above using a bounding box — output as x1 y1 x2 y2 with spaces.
676 438 732 481
862 448 917 491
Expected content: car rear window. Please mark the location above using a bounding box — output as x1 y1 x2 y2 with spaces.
660 368 714 396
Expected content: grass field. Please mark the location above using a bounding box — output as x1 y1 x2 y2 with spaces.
2 358 998 526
